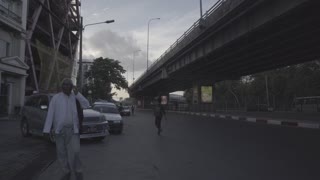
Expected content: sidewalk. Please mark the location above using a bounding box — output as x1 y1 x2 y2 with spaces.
0 116 9 121
0 114 20 121
136 108 320 129
175 111 320 129
0 116 55 180
35 160 61 180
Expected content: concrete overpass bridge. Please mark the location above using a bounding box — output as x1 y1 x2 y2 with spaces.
129 0 320 104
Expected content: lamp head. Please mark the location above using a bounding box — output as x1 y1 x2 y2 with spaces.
105 20 115 24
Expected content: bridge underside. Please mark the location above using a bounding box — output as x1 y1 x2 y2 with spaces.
131 0 320 97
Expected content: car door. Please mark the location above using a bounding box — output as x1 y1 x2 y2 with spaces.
37 95 50 133
30 95 49 135
23 95 40 132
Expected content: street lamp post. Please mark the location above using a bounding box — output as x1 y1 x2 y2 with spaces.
132 50 141 82
146 18 160 71
79 18 115 92
127 65 129 83
200 0 203 18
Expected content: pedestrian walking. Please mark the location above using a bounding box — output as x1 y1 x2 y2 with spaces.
154 97 166 135
131 104 135 115
43 78 90 180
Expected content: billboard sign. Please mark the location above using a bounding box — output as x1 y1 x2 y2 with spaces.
201 86 212 103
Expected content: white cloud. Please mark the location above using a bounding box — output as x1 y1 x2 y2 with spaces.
80 0 220 98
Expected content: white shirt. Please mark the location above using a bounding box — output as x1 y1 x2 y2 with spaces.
63 94 74 126
43 92 90 134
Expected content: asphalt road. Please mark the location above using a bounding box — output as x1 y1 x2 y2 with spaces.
39 110 320 180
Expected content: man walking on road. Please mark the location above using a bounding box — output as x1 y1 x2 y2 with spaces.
43 78 90 180
154 96 166 135
131 104 135 115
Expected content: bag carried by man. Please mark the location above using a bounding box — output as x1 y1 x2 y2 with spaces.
75 99 84 133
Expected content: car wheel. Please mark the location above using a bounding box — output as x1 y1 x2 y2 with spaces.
21 118 30 137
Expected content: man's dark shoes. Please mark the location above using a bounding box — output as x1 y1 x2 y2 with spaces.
60 172 71 180
75 172 84 180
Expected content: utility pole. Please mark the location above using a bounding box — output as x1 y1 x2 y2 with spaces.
78 18 114 92
265 75 270 107
132 50 141 82
200 0 203 18
79 16 83 92
146 18 160 71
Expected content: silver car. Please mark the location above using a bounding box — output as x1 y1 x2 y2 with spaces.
20 93 109 142
92 102 123 134
80 108 109 140
120 106 131 116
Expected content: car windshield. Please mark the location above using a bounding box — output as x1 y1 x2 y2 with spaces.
123 106 130 110
93 105 119 114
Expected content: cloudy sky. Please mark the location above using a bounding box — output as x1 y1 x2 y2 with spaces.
80 0 219 100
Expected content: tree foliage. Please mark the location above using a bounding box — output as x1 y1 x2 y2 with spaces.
83 57 127 101
184 61 320 111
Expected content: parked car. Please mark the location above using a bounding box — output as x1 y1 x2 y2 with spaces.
92 102 123 134
20 93 109 142
120 105 131 116
80 109 109 140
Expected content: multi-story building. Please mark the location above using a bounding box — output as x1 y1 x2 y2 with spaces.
0 0 29 115
0 0 81 116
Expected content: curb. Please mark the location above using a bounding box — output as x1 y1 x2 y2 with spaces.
175 111 320 129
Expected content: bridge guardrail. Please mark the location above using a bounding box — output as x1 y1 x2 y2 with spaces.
132 0 245 88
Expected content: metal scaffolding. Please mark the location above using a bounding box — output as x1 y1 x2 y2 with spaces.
25 0 81 94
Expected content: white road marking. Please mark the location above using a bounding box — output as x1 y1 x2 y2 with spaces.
298 123 319 129
267 120 281 125
232 116 239 120
247 117 256 122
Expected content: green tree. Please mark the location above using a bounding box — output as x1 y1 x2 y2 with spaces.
85 57 128 101
183 88 193 104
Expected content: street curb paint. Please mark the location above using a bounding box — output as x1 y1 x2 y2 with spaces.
176 112 320 130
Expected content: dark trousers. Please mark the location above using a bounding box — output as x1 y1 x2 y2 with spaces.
155 116 162 130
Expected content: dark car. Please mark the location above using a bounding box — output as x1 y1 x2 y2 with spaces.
120 105 131 116
20 93 109 142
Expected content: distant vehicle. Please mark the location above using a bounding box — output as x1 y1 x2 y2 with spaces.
92 102 123 134
120 105 131 116
20 93 109 142
293 96 320 112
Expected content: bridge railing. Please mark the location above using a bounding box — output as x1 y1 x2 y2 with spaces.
132 0 245 87
133 0 223 85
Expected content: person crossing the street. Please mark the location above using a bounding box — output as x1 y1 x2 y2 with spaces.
154 96 166 135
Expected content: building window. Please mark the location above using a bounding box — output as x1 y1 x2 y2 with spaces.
0 39 10 57
0 0 9 8
0 0 22 23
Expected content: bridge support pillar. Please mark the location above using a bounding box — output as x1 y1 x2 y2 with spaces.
137 96 155 109
191 82 215 112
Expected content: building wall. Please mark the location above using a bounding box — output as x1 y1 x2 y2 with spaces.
0 0 28 115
